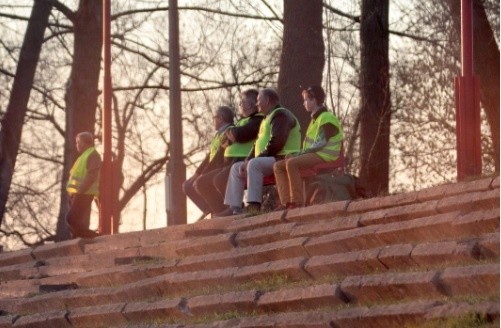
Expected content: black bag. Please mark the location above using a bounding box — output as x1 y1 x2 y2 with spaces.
306 173 367 205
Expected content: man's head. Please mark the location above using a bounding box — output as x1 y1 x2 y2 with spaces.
302 85 325 105
76 132 94 153
239 89 258 117
302 85 325 112
257 88 279 115
213 105 234 130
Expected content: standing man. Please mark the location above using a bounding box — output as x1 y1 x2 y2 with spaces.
218 88 301 216
183 106 234 218
195 89 264 216
66 132 101 238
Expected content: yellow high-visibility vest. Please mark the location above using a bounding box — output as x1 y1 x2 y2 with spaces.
254 108 301 156
209 125 232 161
303 111 343 161
67 147 100 196
224 114 264 157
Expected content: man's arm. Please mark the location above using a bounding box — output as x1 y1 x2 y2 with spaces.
302 123 339 154
231 115 264 143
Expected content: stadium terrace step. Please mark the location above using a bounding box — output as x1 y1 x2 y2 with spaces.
187 289 258 317
289 214 360 238
0 279 39 298
0 248 33 267
176 237 309 273
75 259 177 288
67 303 127 328
31 238 85 261
174 232 237 257
8 310 69 328
234 222 297 247
256 283 347 312
0 176 497 327
304 208 499 257
340 263 499 304
226 210 286 232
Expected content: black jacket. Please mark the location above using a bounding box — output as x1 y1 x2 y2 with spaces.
247 105 298 159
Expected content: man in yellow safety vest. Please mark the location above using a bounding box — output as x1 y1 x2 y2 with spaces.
182 106 234 217
217 88 301 216
273 85 343 209
66 132 101 238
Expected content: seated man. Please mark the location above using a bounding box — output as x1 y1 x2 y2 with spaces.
182 106 234 217
273 85 343 209
195 89 264 216
217 88 301 216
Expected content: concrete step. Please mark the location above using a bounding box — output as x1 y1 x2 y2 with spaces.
8 277 498 328
305 208 499 256
0 177 496 328
1 218 495 299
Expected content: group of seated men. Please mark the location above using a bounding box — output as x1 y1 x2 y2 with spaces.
182 85 343 219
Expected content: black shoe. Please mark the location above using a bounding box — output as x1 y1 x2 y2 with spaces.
214 207 243 217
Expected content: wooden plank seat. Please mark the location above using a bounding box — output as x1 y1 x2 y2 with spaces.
252 150 345 188
249 152 346 206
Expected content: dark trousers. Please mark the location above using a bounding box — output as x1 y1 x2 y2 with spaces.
65 194 99 239
195 165 232 214
183 175 211 213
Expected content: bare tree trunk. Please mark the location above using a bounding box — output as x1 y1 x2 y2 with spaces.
359 0 391 197
55 0 103 241
446 0 500 172
0 0 53 225
277 0 324 133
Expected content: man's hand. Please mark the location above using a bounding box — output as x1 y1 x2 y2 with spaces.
226 129 236 143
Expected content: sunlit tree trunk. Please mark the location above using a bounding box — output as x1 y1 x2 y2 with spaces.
446 0 500 172
0 0 53 225
359 0 391 196
55 0 103 241
277 0 324 133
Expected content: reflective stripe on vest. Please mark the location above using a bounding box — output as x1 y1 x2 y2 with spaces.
255 107 301 156
303 111 343 161
67 147 100 196
224 115 262 157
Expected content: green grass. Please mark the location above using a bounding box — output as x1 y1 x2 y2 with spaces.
405 312 497 328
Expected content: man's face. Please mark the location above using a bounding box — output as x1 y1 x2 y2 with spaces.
213 111 222 130
303 94 317 112
76 137 84 153
257 92 269 114
239 95 252 117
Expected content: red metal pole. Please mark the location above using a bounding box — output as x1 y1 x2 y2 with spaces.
100 0 113 235
455 0 482 181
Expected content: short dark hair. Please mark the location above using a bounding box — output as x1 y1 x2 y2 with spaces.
242 89 258 106
302 85 325 104
216 105 234 124
260 88 279 105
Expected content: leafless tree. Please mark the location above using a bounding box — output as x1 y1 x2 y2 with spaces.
0 0 53 227
277 0 324 131
359 0 391 196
